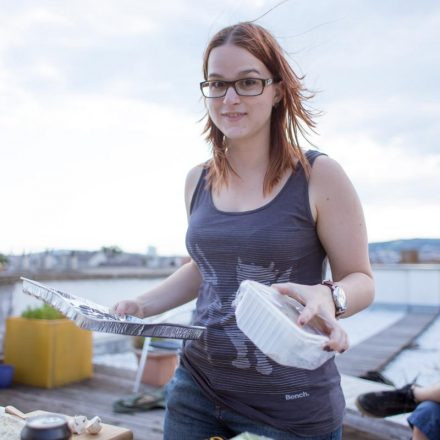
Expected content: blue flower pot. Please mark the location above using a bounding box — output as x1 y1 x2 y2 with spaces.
0 364 14 388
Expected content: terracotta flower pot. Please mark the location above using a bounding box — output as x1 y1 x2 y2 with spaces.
134 349 178 387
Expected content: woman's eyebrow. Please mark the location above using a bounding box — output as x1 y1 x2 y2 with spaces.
207 68 261 79
238 69 261 75
207 73 224 79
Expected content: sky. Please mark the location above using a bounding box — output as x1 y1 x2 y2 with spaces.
1 0 439 256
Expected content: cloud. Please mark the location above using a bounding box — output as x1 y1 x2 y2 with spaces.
319 131 440 203
0 91 209 254
1 0 439 253
364 203 440 242
0 1 220 108
317 97 440 155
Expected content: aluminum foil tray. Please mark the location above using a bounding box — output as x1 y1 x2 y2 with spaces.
21 277 205 340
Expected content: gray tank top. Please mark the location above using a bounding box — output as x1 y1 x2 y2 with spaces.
182 150 345 436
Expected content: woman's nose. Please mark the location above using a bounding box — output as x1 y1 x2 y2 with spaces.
223 85 240 104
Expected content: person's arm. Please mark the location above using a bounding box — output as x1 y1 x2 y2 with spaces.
272 155 374 351
112 260 202 318
312 155 375 318
112 164 204 318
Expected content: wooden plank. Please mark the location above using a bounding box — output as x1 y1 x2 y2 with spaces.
343 426 388 440
337 308 440 377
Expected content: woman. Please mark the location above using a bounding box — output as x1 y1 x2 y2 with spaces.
113 22 375 439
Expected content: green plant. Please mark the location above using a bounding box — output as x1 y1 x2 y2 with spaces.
21 304 66 320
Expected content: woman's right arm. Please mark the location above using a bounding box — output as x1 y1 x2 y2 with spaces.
111 164 204 318
112 260 202 318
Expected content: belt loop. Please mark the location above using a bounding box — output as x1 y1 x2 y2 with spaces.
214 403 222 419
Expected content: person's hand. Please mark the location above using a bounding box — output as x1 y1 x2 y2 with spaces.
271 282 349 353
110 300 143 319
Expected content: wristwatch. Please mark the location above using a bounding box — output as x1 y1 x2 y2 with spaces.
321 280 347 317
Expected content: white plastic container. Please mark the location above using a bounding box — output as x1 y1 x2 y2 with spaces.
234 280 334 370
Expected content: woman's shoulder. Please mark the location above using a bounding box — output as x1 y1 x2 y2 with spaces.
308 151 357 211
307 151 347 182
185 163 206 190
184 163 207 216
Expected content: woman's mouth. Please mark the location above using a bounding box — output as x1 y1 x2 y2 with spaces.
221 112 246 121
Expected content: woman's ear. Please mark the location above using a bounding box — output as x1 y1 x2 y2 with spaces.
273 81 284 107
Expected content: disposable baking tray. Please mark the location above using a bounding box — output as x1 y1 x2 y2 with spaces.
21 278 205 340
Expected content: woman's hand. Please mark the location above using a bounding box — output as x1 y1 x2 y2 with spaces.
110 300 144 319
271 282 349 353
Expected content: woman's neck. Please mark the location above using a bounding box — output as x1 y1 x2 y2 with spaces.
226 132 271 176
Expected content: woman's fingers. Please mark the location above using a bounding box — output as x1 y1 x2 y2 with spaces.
271 282 305 304
323 322 350 353
272 282 349 353
111 302 126 317
271 283 294 296
301 306 349 353
111 300 140 317
297 305 317 326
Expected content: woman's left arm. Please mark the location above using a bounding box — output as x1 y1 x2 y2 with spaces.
272 155 374 352
311 155 375 318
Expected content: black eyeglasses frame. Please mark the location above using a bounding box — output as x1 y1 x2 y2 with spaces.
199 78 274 98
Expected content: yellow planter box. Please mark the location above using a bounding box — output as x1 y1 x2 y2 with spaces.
4 317 93 388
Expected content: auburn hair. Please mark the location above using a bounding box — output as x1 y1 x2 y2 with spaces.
202 22 317 195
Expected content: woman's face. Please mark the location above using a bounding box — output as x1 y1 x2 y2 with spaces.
205 44 280 144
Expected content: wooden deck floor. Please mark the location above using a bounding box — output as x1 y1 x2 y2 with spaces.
3 308 439 439
336 307 440 377
0 364 164 440
0 365 401 440
0 366 383 440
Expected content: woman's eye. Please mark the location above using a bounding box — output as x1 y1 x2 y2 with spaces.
211 81 225 89
241 79 258 87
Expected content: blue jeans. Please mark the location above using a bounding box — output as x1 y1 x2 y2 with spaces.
408 401 440 440
164 365 342 440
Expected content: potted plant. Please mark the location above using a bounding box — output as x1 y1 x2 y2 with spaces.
133 336 179 387
4 304 92 388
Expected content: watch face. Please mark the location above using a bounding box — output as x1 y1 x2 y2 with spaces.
334 286 347 310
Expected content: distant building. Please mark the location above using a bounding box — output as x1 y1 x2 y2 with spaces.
400 250 419 264
147 246 157 257
2 248 186 275
369 239 440 264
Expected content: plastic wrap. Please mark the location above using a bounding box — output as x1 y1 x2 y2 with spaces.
233 280 334 370
21 278 205 340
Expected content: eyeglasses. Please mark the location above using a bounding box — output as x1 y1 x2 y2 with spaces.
200 78 274 98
